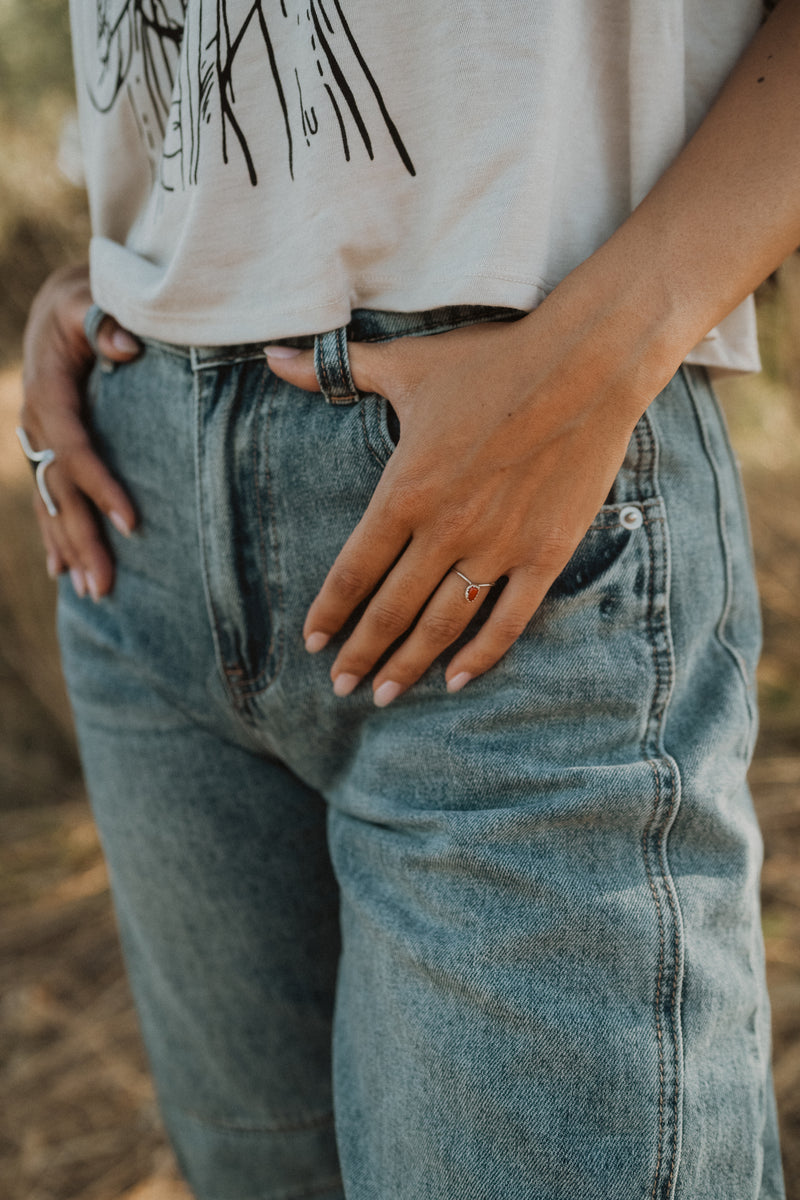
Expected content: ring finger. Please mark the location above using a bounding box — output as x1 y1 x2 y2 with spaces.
367 564 498 706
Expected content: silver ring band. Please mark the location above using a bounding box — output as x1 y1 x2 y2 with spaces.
16 427 59 517
454 570 495 603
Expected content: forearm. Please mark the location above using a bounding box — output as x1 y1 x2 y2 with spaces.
514 0 800 411
629 0 800 337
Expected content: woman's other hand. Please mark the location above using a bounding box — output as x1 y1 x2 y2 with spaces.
20 265 140 599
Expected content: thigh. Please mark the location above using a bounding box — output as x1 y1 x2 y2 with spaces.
321 368 780 1200
57 338 344 1200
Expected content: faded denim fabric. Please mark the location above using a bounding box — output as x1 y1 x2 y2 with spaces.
56 305 784 1200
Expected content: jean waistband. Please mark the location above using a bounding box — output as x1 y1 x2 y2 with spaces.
84 302 527 407
84 303 522 361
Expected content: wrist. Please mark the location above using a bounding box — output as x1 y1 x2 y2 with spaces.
512 241 689 430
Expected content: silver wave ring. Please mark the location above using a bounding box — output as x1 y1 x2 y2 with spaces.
16 427 59 517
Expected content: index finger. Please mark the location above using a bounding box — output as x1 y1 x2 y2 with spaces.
302 489 411 650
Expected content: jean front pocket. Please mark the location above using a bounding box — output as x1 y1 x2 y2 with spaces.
548 499 658 606
360 392 400 465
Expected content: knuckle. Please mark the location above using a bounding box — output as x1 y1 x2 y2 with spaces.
388 471 435 521
427 511 466 552
530 528 575 573
328 562 368 604
367 599 409 639
388 480 422 522
418 610 464 645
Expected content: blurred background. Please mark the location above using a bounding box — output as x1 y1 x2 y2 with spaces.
1 2 798 1197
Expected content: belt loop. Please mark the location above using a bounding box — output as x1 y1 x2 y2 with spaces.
314 326 358 405
82 303 107 356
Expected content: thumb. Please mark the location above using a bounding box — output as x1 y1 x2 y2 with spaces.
264 345 320 391
266 339 392 396
95 316 142 362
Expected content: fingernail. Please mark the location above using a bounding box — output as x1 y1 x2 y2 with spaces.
305 631 330 653
111 327 140 354
265 345 302 359
109 510 132 536
373 680 403 708
447 671 473 694
46 553 59 579
85 571 101 603
70 567 86 598
332 673 361 698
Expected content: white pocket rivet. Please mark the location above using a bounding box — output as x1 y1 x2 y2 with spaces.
620 505 643 530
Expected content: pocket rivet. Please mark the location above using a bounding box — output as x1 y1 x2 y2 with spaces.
620 505 643 530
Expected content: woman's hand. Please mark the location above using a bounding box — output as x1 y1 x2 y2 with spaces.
267 274 675 706
20 265 140 599
267 0 800 707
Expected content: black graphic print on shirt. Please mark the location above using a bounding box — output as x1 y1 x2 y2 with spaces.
86 0 416 188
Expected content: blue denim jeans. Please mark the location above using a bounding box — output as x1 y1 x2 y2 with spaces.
58 304 784 1200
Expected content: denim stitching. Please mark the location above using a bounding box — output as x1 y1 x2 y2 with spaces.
222 362 273 691
249 363 278 678
641 440 668 1200
377 398 397 458
661 753 683 1200
195 361 277 700
334 327 356 401
643 762 668 1199
314 334 331 399
639 418 683 1200
224 366 283 696
352 309 520 345
194 366 234 701
360 399 389 470
262 373 286 682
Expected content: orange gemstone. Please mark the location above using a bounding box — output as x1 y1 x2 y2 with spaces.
466 585 479 602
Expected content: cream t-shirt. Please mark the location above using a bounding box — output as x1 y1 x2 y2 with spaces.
70 0 764 371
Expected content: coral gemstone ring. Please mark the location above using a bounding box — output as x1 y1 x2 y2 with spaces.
453 571 495 603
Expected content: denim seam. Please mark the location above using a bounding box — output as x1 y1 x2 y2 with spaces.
680 366 757 739
223 360 274 689
248 367 281 682
639 413 684 1200
661 755 683 1200
194 368 233 705
352 309 521 345
194 349 275 367
223 367 282 695
360 397 392 469
377 397 398 458
642 763 669 1197
315 335 332 399
334 327 356 402
262 373 286 682
194 363 277 701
